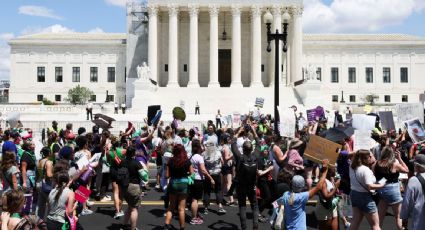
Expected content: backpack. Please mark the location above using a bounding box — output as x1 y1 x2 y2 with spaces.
238 154 257 186
116 160 129 188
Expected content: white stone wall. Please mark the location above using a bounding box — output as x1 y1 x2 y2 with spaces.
9 42 126 104
303 42 425 104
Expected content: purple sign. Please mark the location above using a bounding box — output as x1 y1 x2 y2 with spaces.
307 109 317 122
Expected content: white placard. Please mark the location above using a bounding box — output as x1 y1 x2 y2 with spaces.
405 117 425 144
397 103 424 124
352 114 376 130
278 106 296 138
353 130 375 151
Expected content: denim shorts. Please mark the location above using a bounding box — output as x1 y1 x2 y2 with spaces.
350 190 377 214
377 182 402 205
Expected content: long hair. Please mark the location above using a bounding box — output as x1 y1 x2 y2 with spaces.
377 146 396 173
170 144 188 168
2 190 25 214
191 139 202 155
1 151 17 173
351 149 371 170
54 170 70 202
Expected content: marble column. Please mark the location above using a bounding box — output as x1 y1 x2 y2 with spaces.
269 6 282 86
290 6 303 84
251 5 263 87
188 4 199 87
168 4 179 87
148 5 158 84
231 5 243 87
209 5 220 87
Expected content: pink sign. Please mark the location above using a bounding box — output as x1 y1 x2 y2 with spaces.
75 185 91 203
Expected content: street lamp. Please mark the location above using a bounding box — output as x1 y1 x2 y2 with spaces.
264 10 290 135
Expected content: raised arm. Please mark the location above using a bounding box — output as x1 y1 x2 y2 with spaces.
309 159 329 199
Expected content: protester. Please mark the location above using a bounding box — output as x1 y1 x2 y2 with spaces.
349 150 384 230
374 146 409 230
315 167 340 230
1 151 21 191
1 190 26 229
220 133 235 206
164 144 194 230
400 154 425 230
36 147 54 219
107 139 126 219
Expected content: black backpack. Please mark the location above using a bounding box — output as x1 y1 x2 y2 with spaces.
238 154 258 186
116 160 130 188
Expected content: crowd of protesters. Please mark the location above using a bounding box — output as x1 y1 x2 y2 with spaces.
0 106 424 230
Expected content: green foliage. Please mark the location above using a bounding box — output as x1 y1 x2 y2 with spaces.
363 93 379 105
42 98 55 105
66 85 93 105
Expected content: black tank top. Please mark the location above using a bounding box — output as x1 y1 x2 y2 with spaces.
375 164 399 183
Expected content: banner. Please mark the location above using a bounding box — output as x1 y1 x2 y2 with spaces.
397 103 424 124
379 111 395 131
278 106 296 138
255 97 265 108
405 118 425 143
353 130 375 151
304 135 342 167
352 114 376 131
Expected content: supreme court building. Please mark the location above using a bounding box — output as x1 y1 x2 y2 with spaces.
8 0 425 115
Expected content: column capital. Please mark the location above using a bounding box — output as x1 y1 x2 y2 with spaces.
291 6 303 16
251 5 263 17
188 4 199 17
147 4 158 16
271 5 282 16
231 4 242 16
167 4 179 17
208 4 219 17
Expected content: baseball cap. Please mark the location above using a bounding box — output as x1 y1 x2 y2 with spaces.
292 175 306 193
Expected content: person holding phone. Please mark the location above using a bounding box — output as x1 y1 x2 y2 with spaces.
374 147 409 230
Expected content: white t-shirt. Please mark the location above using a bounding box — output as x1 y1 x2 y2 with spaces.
349 165 376 193
190 154 205 180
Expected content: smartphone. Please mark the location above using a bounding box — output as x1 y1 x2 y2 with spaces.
378 178 387 185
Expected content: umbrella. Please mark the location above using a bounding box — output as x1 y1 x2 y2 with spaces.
324 126 355 143
94 113 115 122
172 107 186 121
92 119 113 130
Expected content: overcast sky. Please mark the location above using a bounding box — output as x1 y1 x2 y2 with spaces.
1 0 425 80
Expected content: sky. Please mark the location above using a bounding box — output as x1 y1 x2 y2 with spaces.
1 0 425 80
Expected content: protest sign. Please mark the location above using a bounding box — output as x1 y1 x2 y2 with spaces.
75 185 92 203
304 135 342 167
405 118 425 143
397 103 424 124
379 111 395 131
306 109 317 122
364 105 373 114
221 115 232 126
352 114 376 130
278 106 296 138
255 97 265 108
353 130 375 151
233 113 241 125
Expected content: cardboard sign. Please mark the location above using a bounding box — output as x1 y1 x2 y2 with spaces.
304 135 342 167
255 97 265 108
353 130 375 151
278 106 296 138
75 185 92 203
352 114 376 131
379 111 395 131
397 103 424 124
405 118 425 144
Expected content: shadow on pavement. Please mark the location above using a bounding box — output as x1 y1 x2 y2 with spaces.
207 220 239 230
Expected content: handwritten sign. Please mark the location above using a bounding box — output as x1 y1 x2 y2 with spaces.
306 109 317 122
304 135 342 167
278 106 296 138
405 118 425 144
397 103 424 124
353 130 375 151
352 114 376 130
379 111 395 131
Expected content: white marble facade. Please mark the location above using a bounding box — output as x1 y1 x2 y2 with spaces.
7 0 425 111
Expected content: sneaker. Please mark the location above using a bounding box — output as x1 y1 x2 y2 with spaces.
258 215 268 223
202 208 209 215
218 207 227 214
155 184 160 190
227 201 237 207
114 210 125 219
101 196 112 202
80 209 93 216
86 200 94 206
190 217 203 225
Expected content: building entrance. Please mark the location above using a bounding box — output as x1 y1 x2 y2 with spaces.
219 49 231 87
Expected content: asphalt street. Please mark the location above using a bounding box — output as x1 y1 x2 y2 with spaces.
78 188 407 230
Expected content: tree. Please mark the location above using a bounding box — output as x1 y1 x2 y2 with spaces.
66 85 93 105
362 93 379 105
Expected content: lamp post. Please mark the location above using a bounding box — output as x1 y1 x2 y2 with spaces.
264 10 290 135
